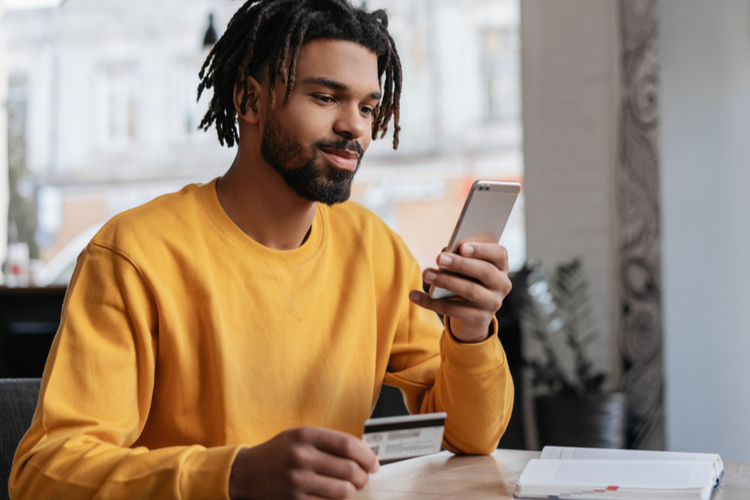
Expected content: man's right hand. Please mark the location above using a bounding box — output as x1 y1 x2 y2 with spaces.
229 426 380 500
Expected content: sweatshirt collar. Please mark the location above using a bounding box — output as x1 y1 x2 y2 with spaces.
198 178 327 269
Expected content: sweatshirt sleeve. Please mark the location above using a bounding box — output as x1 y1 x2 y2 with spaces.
9 243 242 500
382 254 514 455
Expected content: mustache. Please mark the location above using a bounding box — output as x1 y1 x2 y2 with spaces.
315 138 365 158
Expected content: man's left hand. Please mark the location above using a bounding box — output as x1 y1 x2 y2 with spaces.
409 243 512 343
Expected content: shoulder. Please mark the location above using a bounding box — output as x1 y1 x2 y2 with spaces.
90 183 206 255
325 200 418 269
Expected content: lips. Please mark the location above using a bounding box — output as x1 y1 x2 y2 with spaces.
321 147 360 172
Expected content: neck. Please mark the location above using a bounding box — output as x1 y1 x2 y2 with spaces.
216 147 318 251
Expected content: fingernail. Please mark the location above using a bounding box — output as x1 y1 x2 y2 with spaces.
424 270 437 283
373 459 380 473
463 244 475 255
438 254 452 267
409 291 422 302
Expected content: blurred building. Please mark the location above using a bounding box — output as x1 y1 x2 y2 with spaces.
2 0 523 283
0 0 9 280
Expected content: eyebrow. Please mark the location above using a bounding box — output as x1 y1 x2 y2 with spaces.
301 77 382 100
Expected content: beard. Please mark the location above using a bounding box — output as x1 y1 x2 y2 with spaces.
260 111 364 206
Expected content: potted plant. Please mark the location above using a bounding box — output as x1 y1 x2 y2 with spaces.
517 258 627 449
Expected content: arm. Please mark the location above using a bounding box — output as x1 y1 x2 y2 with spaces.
10 243 379 500
384 242 514 455
9 244 242 500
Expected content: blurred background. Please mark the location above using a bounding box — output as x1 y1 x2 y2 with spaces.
0 0 524 286
2 0 750 463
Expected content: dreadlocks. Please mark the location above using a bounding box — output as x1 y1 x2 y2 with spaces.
197 0 403 150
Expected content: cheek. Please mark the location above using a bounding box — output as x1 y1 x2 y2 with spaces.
361 118 374 148
277 112 322 146
276 97 321 126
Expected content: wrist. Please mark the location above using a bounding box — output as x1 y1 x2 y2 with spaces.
447 317 494 343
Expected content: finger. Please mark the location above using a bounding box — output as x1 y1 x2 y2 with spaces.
290 469 357 499
459 243 510 273
435 253 506 292
423 267 501 309
301 427 379 474
305 448 370 490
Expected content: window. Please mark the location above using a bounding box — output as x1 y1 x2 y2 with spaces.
94 65 139 151
6 74 39 258
481 28 521 122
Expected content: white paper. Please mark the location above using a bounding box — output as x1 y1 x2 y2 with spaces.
518 459 715 489
539 446 724 481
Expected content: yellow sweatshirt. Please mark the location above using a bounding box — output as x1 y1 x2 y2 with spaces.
10 179 513 500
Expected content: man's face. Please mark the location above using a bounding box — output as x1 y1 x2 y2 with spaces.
259 39 382 205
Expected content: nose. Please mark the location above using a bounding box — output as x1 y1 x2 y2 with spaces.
333 103 366 140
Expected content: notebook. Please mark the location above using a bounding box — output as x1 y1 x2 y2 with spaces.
514 446 724 500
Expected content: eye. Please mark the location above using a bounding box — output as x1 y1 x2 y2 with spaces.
312 94 334 104
360 106 374 116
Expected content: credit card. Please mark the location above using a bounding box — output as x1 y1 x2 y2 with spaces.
362 412 447 463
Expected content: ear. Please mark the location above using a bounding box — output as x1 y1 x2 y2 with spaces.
233 76 264 124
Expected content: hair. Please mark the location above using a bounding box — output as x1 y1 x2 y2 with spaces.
197 0 403 149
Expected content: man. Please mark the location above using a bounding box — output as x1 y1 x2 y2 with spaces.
10 1 514 499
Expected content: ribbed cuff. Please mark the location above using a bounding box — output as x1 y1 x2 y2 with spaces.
179 444 245 500
441 316 506 375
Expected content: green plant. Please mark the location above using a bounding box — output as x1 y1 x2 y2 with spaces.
519 258 606 397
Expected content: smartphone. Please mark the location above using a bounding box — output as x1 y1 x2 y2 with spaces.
428 180 521 300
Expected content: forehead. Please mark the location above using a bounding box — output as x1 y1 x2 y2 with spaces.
294 39 380 91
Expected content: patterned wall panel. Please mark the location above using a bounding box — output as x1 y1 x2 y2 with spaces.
617 0 664 450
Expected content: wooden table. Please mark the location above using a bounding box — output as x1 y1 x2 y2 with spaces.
353 449 750 499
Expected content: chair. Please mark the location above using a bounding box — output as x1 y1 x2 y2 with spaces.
0 378 41 500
